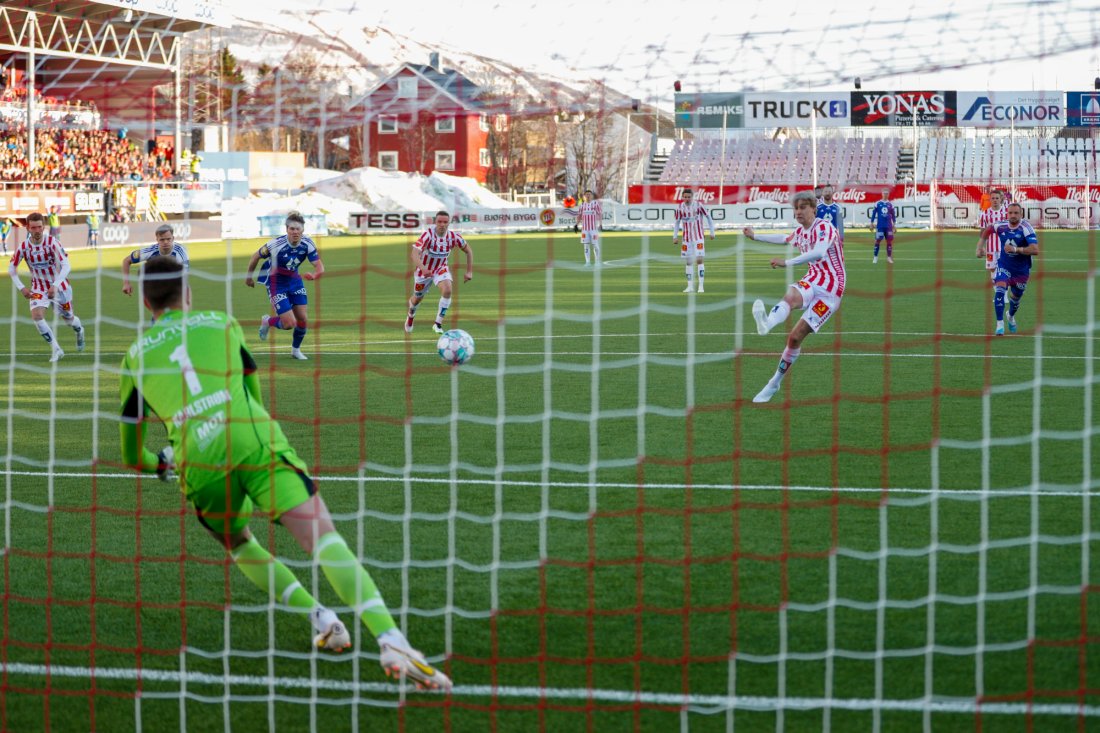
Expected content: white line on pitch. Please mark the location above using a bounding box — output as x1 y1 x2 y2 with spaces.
0 349 1094 360
1 662 1098 717
0 470 1094 497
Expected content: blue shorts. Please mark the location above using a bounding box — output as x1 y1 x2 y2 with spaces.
268 284 307 315
874 228 894 241
994 267 1030 287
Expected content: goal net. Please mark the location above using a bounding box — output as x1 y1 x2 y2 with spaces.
2 2 1100 732
4 186 1097 732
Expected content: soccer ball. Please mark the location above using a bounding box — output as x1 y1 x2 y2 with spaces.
437 329 475 366
562 196 576 208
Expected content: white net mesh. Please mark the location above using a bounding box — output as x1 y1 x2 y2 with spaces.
0 1 1099 731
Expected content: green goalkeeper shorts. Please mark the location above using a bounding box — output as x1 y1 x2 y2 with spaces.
187 447 316 537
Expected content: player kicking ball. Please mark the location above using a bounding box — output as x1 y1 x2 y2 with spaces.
119 256 451 691
743 191 845 403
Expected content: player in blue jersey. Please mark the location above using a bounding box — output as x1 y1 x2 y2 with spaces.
869 189 896 264
121 224 189 295
245 212 325 360
991 203 1039 336
816 184 844 241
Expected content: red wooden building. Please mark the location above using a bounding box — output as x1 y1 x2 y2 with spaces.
347 56 503 183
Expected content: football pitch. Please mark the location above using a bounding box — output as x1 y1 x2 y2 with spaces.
1 228 1098 731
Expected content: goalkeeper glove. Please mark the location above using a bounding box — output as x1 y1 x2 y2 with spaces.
156 446 177 482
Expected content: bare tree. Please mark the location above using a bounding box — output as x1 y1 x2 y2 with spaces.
561 94 622 198
234 49 347 161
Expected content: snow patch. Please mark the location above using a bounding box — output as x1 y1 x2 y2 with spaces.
303 166 520 212
220 191 361 239
220 167 519 237
303 167 343 187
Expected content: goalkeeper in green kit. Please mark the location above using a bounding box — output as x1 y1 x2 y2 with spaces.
119 256 451 692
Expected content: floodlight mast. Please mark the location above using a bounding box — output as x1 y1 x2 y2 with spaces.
27 12 35 171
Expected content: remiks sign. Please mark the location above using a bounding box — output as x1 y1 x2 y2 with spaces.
957 91 1063 127
674 93 744 128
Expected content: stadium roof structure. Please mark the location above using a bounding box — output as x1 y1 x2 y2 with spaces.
0 1 227 160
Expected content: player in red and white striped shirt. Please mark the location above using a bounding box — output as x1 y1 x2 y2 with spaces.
743 191 845 403
569 190 603 266
673 189 715 292
974 189 1008 282
404 211 473 334
8 211 85 362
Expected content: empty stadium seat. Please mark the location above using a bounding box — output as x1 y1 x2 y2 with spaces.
659 137 900 185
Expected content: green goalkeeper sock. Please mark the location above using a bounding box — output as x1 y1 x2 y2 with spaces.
315 531 398 638
230 536 317 612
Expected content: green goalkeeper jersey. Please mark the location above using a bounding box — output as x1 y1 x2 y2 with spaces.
119 309 294 491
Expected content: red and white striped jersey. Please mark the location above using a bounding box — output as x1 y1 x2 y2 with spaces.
978 204 1009 263
10 235 70 293
414 228 468 275
578 201 602 232
674 200 715 243
786 218 846 296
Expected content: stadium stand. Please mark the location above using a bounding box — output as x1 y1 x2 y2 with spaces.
658 134 1095 187
0 75 177 183
658 137 900 185
0 124 176 182
914 136 1099 180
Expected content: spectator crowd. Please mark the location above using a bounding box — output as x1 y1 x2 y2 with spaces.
0 125 177 183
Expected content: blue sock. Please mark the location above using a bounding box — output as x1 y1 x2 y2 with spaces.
994 287 1006 321
292 326 306 348
1010 286 1025 317
874 243 880 256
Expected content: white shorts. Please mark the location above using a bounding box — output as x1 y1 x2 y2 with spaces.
581 230 599 245
412 266 452 298
29 282 74 315
680 240 706 259
790 279 841 333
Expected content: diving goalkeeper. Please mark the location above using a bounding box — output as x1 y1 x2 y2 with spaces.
118 255 451 691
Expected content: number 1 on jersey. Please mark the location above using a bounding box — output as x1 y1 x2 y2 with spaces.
169 344 203 397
